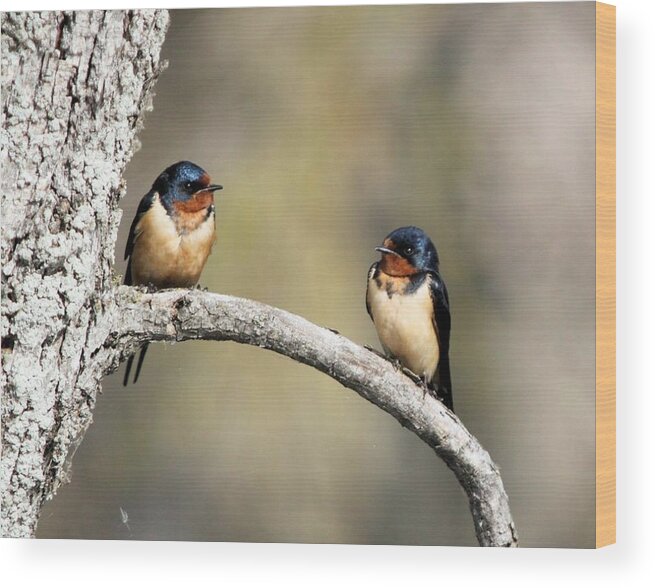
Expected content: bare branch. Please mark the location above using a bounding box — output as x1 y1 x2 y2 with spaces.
107 287 518 547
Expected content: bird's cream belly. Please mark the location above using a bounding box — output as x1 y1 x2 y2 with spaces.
131 200 215 288
367 278 440 379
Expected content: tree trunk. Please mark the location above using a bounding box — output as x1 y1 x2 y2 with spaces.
1 10 169 538
1 9 517 546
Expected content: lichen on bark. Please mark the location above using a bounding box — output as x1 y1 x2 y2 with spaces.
1 9 169 538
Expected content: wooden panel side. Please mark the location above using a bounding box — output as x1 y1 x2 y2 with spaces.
595 1 616 549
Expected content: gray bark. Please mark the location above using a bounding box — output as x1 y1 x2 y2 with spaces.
1 9 517 546
1 10 169 538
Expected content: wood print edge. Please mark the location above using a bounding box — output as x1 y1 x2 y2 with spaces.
595 0 616 549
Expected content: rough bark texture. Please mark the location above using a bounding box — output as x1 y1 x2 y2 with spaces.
1 9 517 546
1 10 169 538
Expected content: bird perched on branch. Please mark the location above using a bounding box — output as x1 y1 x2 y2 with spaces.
122 161 223 385
366 226 453 411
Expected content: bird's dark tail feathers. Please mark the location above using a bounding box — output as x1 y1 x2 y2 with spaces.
123 343 150 386
431 356 454 413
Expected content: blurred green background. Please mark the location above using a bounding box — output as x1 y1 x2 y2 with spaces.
38 3 596 546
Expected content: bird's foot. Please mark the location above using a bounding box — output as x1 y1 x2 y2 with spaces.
420 376 431 398
392 359 419 382
399 365 423 386
364 345 387 360
194 284 209 292
391 358 404 371
423 386 450 411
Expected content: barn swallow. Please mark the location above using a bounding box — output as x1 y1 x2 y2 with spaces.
366 226 453 411
122 161 223 385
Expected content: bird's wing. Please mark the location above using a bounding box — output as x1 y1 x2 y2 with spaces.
123 190 157 383
123 190 156 286
429 271 453 411
365 262 378 320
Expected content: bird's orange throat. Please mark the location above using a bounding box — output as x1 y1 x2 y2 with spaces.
173 191 214 214
172 192 214 234
379 253 418 277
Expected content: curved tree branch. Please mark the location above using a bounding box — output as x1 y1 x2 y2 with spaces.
102 287 518 547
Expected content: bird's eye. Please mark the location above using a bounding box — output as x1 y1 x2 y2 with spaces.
184 182 193 191
404 247 414 255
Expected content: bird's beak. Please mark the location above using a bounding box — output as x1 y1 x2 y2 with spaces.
200 184 223 193
375 246 401 257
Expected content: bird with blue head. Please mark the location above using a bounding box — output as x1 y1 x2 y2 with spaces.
366 226 453 411
123 161 223 385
